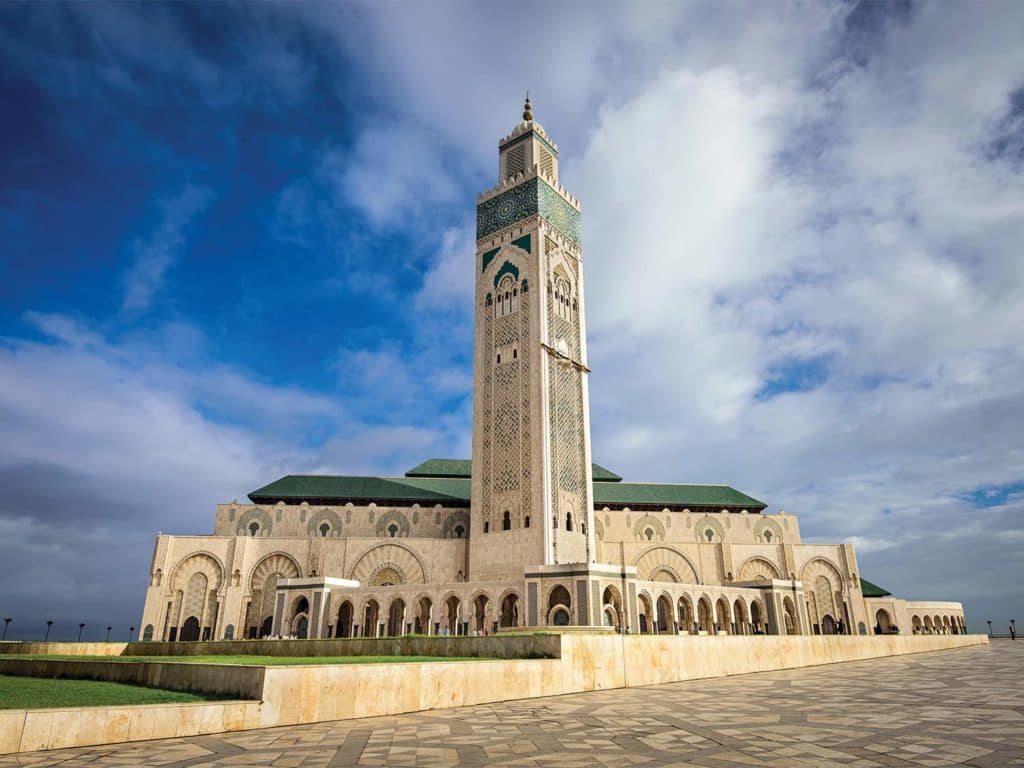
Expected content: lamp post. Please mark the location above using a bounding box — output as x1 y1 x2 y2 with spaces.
986 620 993 637
2 618 10 642
129 626 135 642
78 623 85 642
105 626 112 642
44 620 53 641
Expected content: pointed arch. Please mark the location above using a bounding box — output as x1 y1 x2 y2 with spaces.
634 546 700 584
737 556 782 582
349 543 427 585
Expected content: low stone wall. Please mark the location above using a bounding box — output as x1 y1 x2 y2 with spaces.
0 659 265 699
0 642 128 656
123 634 562 660
0 632 989 755
0 701 261 754
251 633 990 727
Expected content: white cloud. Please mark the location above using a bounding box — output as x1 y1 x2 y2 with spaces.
121 184 213 312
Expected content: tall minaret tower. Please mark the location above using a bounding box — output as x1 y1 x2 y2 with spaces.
470 97 596 585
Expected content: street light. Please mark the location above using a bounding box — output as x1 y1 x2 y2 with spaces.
986 620 993 637
44 620 53 642
129 626 135 642
2 618 10 642
78 623 85 642
105 626 112 642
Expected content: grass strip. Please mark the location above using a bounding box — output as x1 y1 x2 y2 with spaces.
0 674 227 710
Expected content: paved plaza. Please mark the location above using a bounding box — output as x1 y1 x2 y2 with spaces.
3 641 1021 768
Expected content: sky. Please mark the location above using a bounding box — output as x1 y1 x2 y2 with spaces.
1 0 1021 640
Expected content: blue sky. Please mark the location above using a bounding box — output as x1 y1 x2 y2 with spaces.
1 1 1022 639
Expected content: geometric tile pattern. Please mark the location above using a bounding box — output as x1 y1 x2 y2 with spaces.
4 641 1021 767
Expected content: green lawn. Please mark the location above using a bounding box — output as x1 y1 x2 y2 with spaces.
24 654 495 666
0 674 226 710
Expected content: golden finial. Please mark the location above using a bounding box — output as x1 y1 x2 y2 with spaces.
523 91 533 121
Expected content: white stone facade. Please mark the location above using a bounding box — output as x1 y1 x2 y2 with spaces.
139 102 965 644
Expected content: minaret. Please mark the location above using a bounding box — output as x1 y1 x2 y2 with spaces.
469 97 596 583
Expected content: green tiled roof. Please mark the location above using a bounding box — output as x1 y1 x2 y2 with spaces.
249 470 764 511
249 475 470 505
405 458 622 483
591 463 623 482
859 578 892 598
593 482 765 510
405 459 472 479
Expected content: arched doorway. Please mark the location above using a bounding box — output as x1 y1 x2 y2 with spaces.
750 600 764 633
733 599 749 635
415 596 432 634
783 596 798 635
637 593 653 634
656 595 673 633
336 601 353 638
875 608 893 634
444 595 461 635
180 616 200 642
259 616 273 638
548 585 572 627
821 614 836 635
715 598 730 634
363 599 380 637
473 593 490 633
602 586 623 630
500 593 519 628
293 615 309 639
678 596 694 634
388 598 406 636
697 597 713 633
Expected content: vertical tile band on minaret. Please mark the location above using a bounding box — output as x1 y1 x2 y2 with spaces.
470 98 596 593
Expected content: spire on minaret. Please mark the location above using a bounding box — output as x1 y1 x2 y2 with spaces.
523 92 533 122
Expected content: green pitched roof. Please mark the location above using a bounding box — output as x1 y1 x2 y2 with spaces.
859 578 892 598
591 463 622 482
249 475 470 505
249 471 764 511
405 458 622 483
405 459 472 479
593 482 765 510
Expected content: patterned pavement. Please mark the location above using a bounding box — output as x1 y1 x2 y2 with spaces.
3 641 1022 767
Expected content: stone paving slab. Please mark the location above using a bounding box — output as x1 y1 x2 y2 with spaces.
2 641 1021 767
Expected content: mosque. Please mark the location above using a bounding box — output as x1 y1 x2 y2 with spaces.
139 100 966 644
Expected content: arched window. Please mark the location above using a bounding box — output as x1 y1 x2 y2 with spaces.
521 279 529 293
388 523 399 538
566 512 573 531
483 521 490 533
512 348 517 359
763 530 772 543
581 523 587 536
524 515 530 528
497 353 501 364
319 523 330 537
502 511 511 530
248 522 260 537
644 527 654 541
454 525 465 538
485 293 492 307
704 528 714 542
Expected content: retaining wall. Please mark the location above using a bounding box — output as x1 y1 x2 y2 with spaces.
0 642 128 656
0 632 988 755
